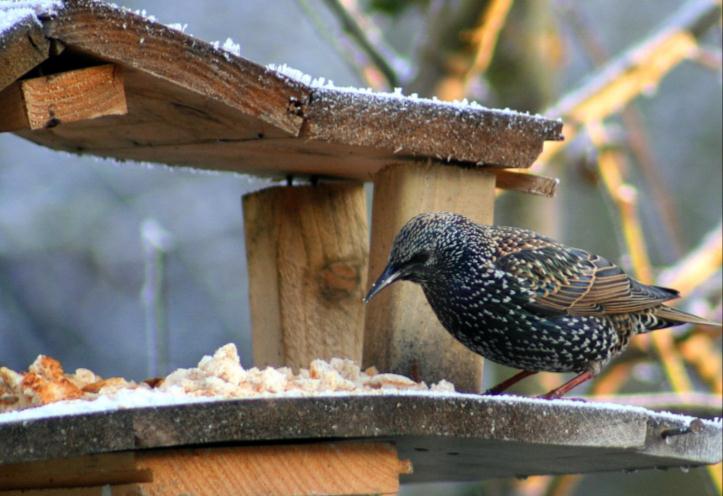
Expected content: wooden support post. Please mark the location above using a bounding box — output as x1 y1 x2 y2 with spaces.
243 183 368 369
0 443 411 496
364 162 496 392
0 64 127 132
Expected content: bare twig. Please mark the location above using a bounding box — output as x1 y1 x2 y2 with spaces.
319 0 403 89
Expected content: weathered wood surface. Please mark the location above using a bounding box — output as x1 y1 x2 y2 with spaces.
0 443 409 495
0 395 720 482
363 162 495 393
1 1 562 189
243 184 369 369
0 65 127 132
0 12 50 92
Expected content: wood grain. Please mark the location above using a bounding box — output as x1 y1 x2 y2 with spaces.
243 183 369 369
0 452 151 490
363 162 495 392
0 64 128 132
135 443 408 496
493 169 559 197
0 12 50 92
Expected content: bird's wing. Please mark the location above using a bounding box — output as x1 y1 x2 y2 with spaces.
496 244 679 316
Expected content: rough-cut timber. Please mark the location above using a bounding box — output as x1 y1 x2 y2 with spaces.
0 0 563 190
0 64 127 132
243 184 369 369
0 395 720 482
0 443 410 495
364 163 495 392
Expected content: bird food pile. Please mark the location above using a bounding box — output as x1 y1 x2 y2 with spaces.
0 344 455 413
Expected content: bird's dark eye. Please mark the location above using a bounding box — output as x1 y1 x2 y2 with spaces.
408 250 431 266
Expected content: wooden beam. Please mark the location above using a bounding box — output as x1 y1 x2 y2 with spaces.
0 443 410 496
136 443 410 496
0 65 127 132
243 183 368 369
363 162 495 392
493 169 559 197
0 13 50 92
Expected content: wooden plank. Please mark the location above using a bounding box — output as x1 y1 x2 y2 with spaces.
243 183 369 369
363 162 495 392
22 64 127 129
0 65 127 132
0 452 151 490
493 169 559 197
42 0 307 136
0 13 50 92
0 484 144 496
135 443 409 496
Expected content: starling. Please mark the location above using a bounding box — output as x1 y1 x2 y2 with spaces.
364 212 720 398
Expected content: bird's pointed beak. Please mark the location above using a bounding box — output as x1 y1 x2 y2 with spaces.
363 264 401 303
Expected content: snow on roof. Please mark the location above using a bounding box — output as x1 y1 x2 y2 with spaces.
0 0 61 35
267 62 560 125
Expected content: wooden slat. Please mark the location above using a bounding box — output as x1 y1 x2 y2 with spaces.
0 452 151 490
243 184 369 369
135 443 409 496
42 0 307 136
363 162 495 392
0 12 50 92
0 65 127 132
493 169 559 197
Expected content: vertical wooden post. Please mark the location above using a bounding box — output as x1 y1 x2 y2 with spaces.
363 162 495 392
243 183 368 370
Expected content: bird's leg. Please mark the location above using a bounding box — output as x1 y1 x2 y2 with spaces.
540 370 594 399
484 370 538 395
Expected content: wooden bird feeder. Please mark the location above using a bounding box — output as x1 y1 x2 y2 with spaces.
1 2 719 495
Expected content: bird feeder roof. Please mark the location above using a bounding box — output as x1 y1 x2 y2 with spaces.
0 0 562 195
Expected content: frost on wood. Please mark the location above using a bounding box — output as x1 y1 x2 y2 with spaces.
0 0 61 35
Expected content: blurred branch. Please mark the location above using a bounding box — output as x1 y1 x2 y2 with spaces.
582 392 723 418
433 0 513 99
296 0 383 89
141 219 174 378
587 122 695 394
691 45 722 72
658 222 723 294
557 0 685 257
587 123 653 281
318 0 403 89
534 0 721 169
465 0 513 78
680 334 723 394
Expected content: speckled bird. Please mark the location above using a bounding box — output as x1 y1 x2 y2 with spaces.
364 212 720 398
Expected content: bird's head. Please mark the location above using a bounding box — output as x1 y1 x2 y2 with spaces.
364 212 470 303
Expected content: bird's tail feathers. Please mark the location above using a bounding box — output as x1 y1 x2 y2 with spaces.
654 305 721 328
